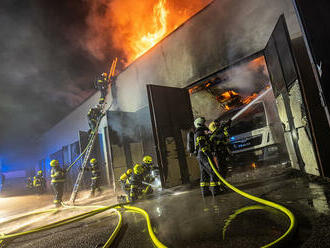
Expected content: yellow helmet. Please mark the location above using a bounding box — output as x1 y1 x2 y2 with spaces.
133 163 144 175
38 170 43 175
90 158 97 165
209 121 217 133
50 160 59 167
127 168 133 175
142 155 153 164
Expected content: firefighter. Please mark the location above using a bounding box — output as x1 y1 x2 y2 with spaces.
0 173 5 194
33 170 46 194
119 168 133 195
87 105 103 136
117 168 133 202
141 155 159 184
26 177 33 190
95 72 109 104
85 158 102 197
129 163 153 202
194 117 221 197
209 120 231 183
50 160 66 207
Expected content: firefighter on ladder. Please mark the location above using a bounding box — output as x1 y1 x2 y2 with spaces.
85 158 102 197
95 73 109 104
87 105 103 136
194 117 221 197
50 160 66 207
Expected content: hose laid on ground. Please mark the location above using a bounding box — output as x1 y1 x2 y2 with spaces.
207 156 296 247
222 205 276 241
122 205 167 248
0 203 167 248
102 208 122 248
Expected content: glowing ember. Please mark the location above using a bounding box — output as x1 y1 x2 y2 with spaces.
242 93 258 105
219 90 239 103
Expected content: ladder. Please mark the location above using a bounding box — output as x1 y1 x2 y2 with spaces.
69 58 117 204
69 116 103 204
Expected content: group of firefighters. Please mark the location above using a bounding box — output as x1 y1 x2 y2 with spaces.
193 117 231 197
26 170 46 194
24 69 231 206
118 155 159 202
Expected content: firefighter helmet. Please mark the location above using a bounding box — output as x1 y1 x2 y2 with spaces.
194 117 206 128
101 72 107 77
133 163 144 175
209 121 217 133
38 170 43 175
90 158 97 165
50 160 59 167
142 155 153 164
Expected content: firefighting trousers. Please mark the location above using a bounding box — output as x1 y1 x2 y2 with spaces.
129 184 153 201
88 119 97 131
98 87 107 104
215 151 228 178
120 181 130 195
197 152 221 197
91 179 102 196
51 182 64 205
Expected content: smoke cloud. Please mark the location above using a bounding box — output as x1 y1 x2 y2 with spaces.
0 0 103 164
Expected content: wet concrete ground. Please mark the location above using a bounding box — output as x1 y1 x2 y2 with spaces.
2 164 330 247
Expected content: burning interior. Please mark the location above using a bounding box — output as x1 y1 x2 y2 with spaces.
188 55 289 167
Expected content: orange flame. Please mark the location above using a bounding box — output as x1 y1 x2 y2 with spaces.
85 0 212 65
242 93 258 105
219 90 239 103
131 0 169 61
251 162 257 169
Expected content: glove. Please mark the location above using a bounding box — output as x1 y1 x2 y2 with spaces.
201 147 210 154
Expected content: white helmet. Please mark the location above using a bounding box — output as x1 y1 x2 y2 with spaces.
194 117 206 128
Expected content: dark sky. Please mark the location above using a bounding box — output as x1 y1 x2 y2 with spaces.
0 0 114 161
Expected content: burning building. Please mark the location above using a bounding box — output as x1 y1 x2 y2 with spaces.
13 0 330 193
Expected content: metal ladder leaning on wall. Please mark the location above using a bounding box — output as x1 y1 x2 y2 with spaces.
69 58 117 205
69 115 103 204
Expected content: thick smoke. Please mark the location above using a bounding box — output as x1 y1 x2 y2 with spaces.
0 0 102 164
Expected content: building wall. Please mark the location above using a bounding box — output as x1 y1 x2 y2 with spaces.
28 0 302 173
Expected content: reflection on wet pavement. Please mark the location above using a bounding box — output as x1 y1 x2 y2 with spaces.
2 165 330 247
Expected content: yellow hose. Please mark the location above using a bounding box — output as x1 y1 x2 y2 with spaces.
222 205 276 240
0 202 166 248
123 206 167 248
207 156 296 247
102 208 122 248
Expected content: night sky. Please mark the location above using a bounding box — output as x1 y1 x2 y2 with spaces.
0 0 118 162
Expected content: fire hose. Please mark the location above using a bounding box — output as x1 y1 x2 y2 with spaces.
207 155 296 247
0 203 167 248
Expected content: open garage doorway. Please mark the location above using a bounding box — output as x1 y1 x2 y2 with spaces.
186 15 320 175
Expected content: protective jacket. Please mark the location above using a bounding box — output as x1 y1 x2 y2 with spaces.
194 126 221 197
129 164 153 201
51 165 65 206
51 167 66 184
